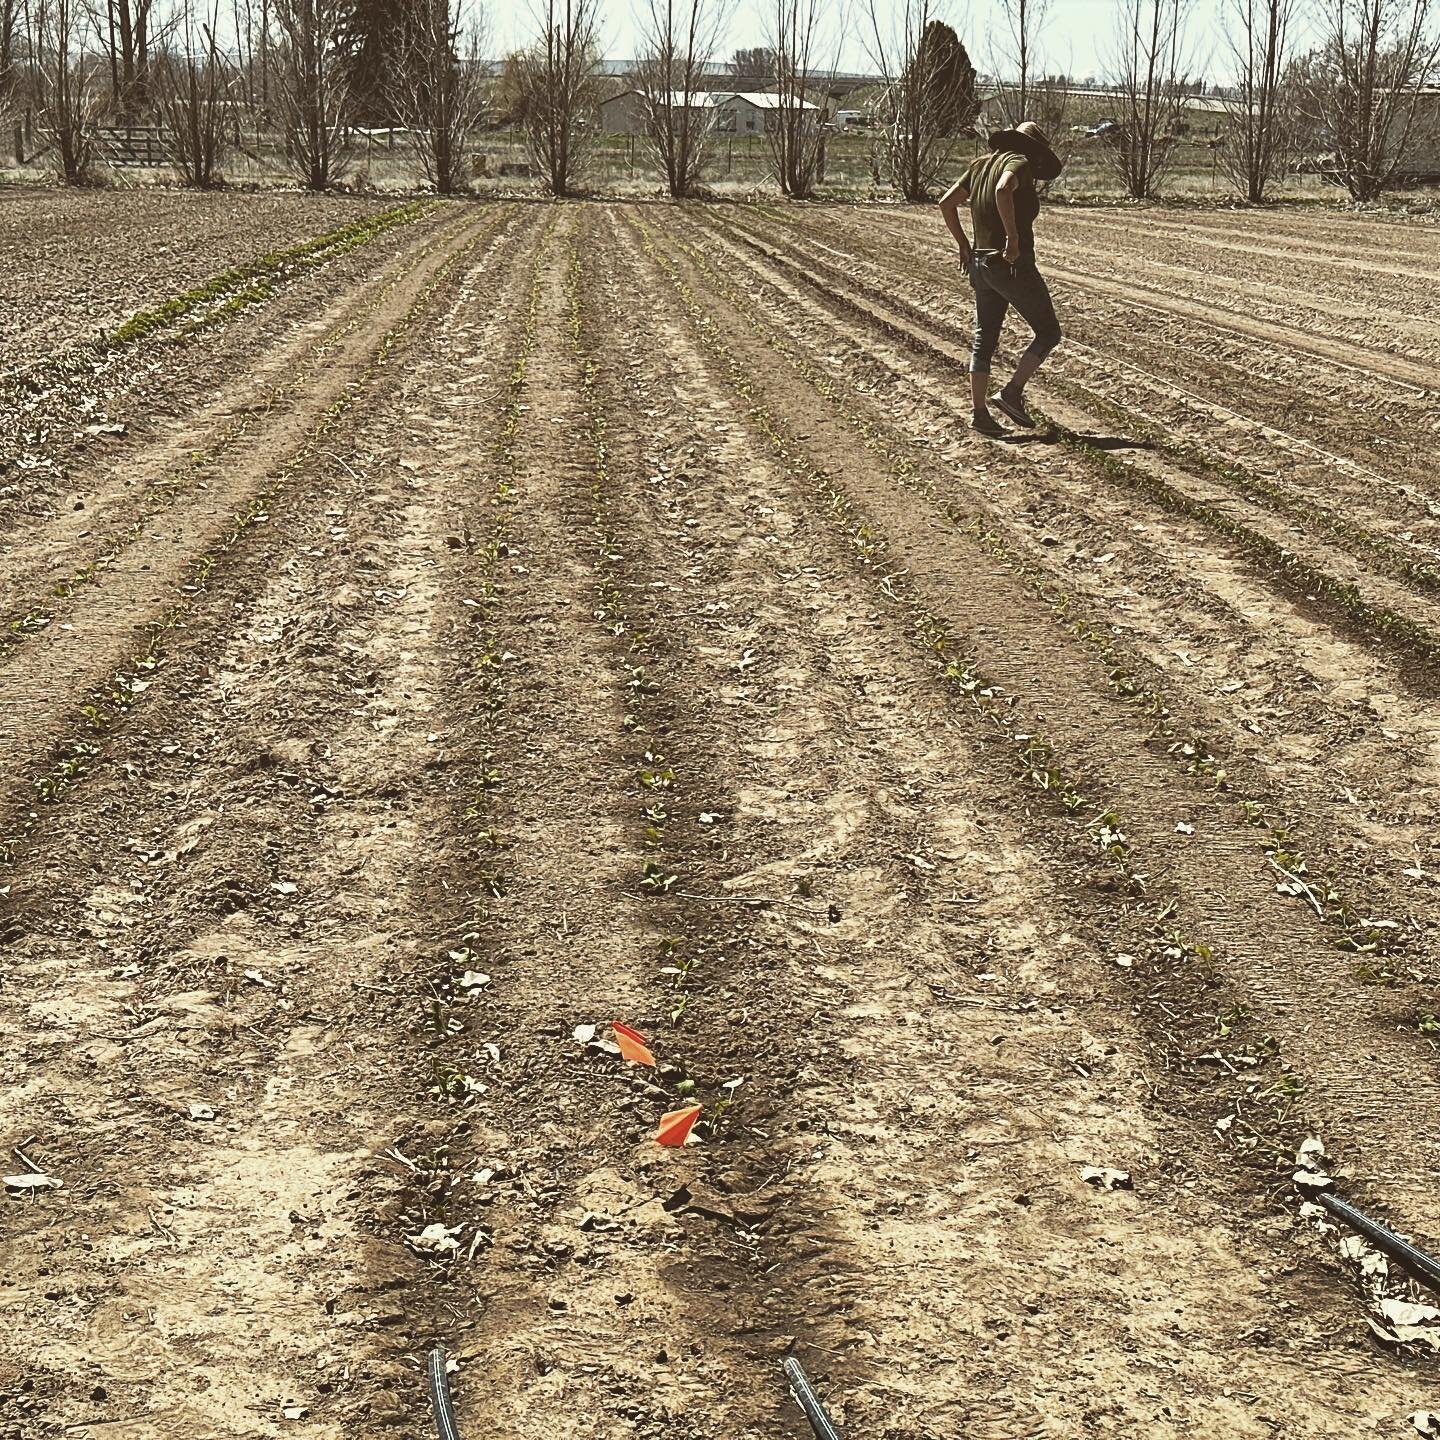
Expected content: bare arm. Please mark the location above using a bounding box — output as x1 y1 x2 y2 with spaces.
996 170 1021 263
937 177 972 263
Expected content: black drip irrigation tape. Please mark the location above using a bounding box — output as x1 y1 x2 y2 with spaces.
428 1346 461 1440
1319 1193 1440 1296
783 1357 843 1440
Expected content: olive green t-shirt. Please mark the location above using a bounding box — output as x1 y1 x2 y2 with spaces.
964 150 1039 253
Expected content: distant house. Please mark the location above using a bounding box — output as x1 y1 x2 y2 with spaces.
713 91 825 135
1405 88 1440 180
598 90 721 136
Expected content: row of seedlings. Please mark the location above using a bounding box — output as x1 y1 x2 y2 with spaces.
660 214 1411 965
0 217 486 885
565 223 734 1140
626 207 1326 1199
717 210 1440 637
0 209 494 666
638 211 1440 1337
392 213 556 1271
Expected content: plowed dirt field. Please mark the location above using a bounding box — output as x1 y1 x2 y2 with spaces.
3 194 1439 1440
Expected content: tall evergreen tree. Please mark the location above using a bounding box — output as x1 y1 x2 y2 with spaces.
913 19 978 136
339 0 430 123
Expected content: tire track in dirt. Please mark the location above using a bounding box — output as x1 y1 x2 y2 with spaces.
0 210 498 873
627 206 1440 1245
595 206 1440 1437
0 209 545 1440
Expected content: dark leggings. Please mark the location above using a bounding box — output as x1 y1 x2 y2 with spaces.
969 251 1062 374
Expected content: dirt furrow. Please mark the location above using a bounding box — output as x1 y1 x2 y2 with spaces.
628 204 1440 1240
768 206 1440 541
0 208 489 653
0 204 448 535
399 204 830 1440
0 208 542 1440
0 191 404 367
867 202 1440 366
0 210 498 863
599 204 1440 1436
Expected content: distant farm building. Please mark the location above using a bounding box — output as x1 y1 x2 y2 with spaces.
1405 88 1440 180
714 92 827 133
598 91 718 137
597 89 827 138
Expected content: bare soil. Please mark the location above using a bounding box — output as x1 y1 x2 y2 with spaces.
2 191 1438 1440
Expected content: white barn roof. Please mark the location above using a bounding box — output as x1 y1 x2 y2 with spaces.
722 91 821 111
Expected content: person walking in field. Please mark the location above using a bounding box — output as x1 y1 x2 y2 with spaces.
938 120 1065 436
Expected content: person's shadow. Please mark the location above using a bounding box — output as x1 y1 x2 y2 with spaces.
999 428 1158 452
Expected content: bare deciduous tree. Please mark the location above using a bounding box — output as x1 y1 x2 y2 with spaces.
35 0 101 181
85 0 161 115
1028 71 1072 146
516 0 601 197
1218 0 1295 200
1108 0 1190 197
391 0 489 193
991 0 1052 123
1294 0 1439 199
231 0 273 111
270 0 350 190
157 0 233 185
766 0 831 197
867 2 977 202
1 0 21 115
635 0 730 198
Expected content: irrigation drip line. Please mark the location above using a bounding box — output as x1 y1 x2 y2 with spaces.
783 1357 843 1440
427 1346 460 1440
1319 1193 1440 1296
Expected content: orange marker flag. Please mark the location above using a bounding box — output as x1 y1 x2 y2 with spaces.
612 1022 656 1068
655 1103 703 1147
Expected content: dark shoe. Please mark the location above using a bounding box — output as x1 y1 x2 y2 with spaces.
971 408 1005 436
992 388 1035 428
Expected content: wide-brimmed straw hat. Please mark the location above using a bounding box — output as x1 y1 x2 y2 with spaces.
987 120 1063 181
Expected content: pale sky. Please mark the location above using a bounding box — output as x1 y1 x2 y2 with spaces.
493 0 1239 87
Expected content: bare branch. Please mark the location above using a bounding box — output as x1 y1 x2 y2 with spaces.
33 0 104 182
1294 0 1439 199
1216 0 1296 201
515 0 602 197
269 0 351 189
156 0 235 185
390 0 489 193
764 0 836 197
867 0 978 201
634 0 732 198
1106 0 1191 197
990 0 1053 123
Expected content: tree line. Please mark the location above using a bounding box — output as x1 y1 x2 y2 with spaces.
0 0 1434 201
